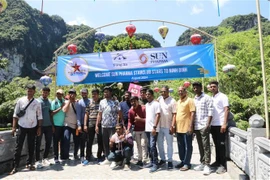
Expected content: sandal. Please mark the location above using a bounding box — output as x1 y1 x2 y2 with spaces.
29 165 36 171
9 168 17 175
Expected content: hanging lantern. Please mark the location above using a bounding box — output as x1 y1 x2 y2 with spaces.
222 64 236 76
169 88 174 93
67 44 77 55
117 82 123 90
190 34 202 45
158 25 169 41
0 0 7 14
183 81 191 88
40 75 52 87
126 24 136 50
154 87 160 93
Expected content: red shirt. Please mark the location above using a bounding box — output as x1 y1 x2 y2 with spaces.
128 105 146 131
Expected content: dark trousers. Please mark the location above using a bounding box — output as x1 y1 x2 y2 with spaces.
211 126 227 168
13 126 36 168
79 129 87 158
53 126 64 160
102 127 115 157
145 132 159 165
108 147 133 163
195 128 211 165
176 133 193 167
62 126 79 159
86 126 104 160
36 126 53 161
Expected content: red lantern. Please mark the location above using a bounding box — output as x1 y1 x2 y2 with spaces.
126 24 136 38
190 34 202 45
67 44 77 55
183 81 191 88
154 87 160 93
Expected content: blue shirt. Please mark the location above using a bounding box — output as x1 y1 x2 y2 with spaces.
120 101 131 125
76 98 91 127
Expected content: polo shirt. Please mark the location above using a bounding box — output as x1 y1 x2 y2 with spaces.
176 96 195 133
51 98 65 126
145 100 161 132
211 92 229 126
38 97 52 127
157 96 177 129
13 96 42 128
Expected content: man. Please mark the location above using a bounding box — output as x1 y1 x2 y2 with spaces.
84 89 104 163
209 81 229 174
192 82 213 175
62 89 79 160
157 86 176 169
144 89 160 173
36 87 54 169
108 123 133 169
173 86 195 171
96 86 123 166
120 91 132 128
139 87 148 105
127 96 147 167
10 84 42 175
76 88 91 163
51 89 65 164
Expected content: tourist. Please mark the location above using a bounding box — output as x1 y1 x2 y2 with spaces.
10 84 42 175
120 91 132 128
173 86 195 171
157 86 176 169
192 82 213 175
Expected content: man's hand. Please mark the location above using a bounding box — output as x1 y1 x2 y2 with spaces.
95 126 99 134
37 127 41 136
187 126 193 135
151 128 157 136
203 124 211 133
220 124 227 133
169 126 175 135
134 115 141 123
78 126 82 133
11 127 16 137
84 125 88 132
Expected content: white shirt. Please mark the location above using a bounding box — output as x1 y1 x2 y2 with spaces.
145 100 161 132
157 96 176 129
64 100 77 129
13 96 42 128
211 92 229 126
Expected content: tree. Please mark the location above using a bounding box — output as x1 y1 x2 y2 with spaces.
0 54 8 69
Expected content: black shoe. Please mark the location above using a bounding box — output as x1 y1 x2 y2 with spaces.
144 163 153 168
136 161 144 167
158 160 166 166
168 162 173 169
210 161 220 167
175 162 184 169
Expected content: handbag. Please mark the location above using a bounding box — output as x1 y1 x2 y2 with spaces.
16 98 34 118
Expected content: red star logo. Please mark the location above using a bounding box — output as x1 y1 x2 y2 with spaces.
72 63 81 72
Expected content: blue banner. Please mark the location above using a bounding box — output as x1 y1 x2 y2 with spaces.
57 44 215 85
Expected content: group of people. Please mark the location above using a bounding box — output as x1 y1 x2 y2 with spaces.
9 80 230 176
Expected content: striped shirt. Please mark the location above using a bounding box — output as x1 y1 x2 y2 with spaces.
85 99 100 127
194 93 213 130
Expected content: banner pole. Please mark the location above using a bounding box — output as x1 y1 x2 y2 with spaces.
54 53 58 94
214 39 219 82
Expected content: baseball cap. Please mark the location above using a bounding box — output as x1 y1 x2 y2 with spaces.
68 89 76 94
80 88 88 93
56 89 64 94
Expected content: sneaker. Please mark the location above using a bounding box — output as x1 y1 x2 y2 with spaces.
82 160 89 166
36 161 43 169
144 163 153 168
216 165 226 174
210 161 219 167
80 157 85 163
175 162 184 169
168 162 173 169
194 164 204 171
180 165 190 171
149 164 158 173
54 159 60 164
158 160 166 166
203 165 211 175
100 159 111 165
42 158 52 166
110 161 117 169
89 155 97 162
136 161 144 167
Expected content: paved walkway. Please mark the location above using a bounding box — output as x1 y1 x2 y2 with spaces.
1 137 232 179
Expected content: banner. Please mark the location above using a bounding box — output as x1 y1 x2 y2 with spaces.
57 44 215 85
128 83 142 97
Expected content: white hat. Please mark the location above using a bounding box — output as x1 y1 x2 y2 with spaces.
56 89 64 94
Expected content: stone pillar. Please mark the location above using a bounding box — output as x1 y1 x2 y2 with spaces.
246 114 266 180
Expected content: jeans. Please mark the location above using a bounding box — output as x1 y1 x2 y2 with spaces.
157 127 174 162
211 126 226 168
108 146 133 163
36 126 53 161
53 126 64 160
134 131 147 162
13 126 36 168
78 129 87 158
176 133 193 167
102 127 115 157
145 132 159 165
62 126 79 159
195 127 211 165
86 126 104 160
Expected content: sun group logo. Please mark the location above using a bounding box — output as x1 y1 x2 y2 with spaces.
65 57 89 83
149 52 169 64
139 54 148 64
113 53 128 67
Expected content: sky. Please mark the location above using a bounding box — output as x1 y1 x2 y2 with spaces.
24 0 270 47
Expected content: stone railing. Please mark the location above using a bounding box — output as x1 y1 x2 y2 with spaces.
228 114 269 180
